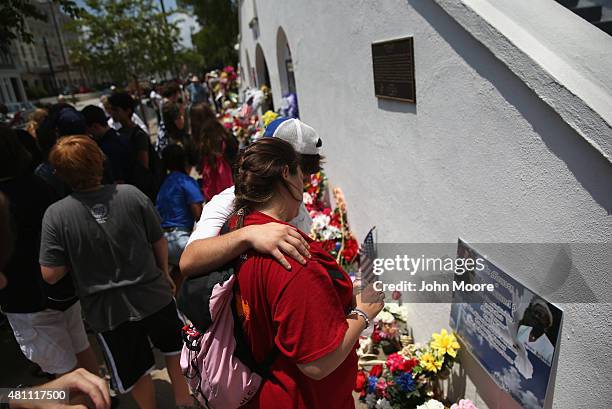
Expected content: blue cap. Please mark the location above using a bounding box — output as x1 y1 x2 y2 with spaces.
57 108 87 136
263 116 291 138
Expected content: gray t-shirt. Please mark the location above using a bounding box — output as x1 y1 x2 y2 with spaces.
40 184 173 332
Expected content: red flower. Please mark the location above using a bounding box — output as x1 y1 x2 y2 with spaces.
386 353 419 374
329 210 342 227
405 357 419 373
342 238 359 263
369 364 383 378
387 353 407 374
371 329 382 344
354 370 367 396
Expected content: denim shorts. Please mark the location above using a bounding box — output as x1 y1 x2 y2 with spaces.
164 229 191 266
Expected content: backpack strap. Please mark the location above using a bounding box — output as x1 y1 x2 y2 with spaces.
224 207 279 378
230 284 279 379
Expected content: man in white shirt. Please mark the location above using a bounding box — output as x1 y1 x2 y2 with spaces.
180 118 323 275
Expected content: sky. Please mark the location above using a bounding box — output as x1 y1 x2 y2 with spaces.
74 0 201 49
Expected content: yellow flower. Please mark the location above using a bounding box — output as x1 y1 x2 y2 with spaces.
420 351 443 373
262 110 279 127
430 329 460 358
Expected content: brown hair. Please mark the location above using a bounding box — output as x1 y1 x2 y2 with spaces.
162 82 180 98
189 103 217 142
300 154 325 175
162 101 183 139
49 135 104 190
190 103 237 168
233 138 300 212
26 108 48 138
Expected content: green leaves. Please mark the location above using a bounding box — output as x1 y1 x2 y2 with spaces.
177 0 238 68
67 0 181 83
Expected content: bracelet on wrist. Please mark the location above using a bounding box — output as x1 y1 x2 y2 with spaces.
349 308 370 329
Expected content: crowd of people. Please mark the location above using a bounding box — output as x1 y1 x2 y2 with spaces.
0 70 384 409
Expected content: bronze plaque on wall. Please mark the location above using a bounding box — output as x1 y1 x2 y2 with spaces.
372 37 416 103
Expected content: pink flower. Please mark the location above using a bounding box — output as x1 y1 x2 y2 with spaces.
450 399 478 409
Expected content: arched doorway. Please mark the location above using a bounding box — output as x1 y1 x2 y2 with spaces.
276 27 296 95
254 43 274 111
276 27 298 118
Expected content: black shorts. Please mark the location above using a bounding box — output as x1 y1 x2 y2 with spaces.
97 300 184 393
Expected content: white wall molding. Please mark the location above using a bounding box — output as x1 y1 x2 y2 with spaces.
433 0 612 164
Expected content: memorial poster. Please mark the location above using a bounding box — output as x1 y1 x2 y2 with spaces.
450 239 563 409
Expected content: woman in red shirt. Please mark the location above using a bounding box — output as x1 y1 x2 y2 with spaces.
231 138 385 409
189 103 238 200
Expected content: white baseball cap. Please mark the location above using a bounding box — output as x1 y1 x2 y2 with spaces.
264 117 322 155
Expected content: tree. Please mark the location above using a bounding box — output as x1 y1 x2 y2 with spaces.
176 48 205 76
0 0 80 51
66 0 181 85
177 0 238 68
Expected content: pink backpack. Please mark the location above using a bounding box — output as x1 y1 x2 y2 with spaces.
178 215 277 408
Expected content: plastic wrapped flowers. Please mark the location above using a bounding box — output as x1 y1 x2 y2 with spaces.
355 329 462 408
416 398 479 409
368 304 411 355
304 172 359 273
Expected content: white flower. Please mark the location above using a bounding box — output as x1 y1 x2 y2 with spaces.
385 303 410 322
376 310 395 324
365 394 377 408
311 213 330 230
417 399 445 409
303 192 313 205
385 303 401 315
376 398 393 409
320 225 341 241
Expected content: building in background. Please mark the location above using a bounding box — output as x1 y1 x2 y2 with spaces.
0 49 27 105
11 0 82 99
239 0 612 408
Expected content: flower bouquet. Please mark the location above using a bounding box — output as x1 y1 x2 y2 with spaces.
413 398 478 409
303 172 359 273
368 304 412 355
355 329 461 408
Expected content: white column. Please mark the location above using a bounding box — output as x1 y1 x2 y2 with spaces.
18 77 26 102
0 76 8 103
6 78 17 102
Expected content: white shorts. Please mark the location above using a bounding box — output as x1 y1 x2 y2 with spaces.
6 301 90 375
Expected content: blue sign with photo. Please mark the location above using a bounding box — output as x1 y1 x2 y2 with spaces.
450 239 563 409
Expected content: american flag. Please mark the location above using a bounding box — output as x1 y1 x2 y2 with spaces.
358 226 377 284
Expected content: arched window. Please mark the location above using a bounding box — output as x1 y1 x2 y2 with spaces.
254 43 274 110
276 27 296 95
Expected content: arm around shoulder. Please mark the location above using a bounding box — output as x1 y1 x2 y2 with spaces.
180 227 252 276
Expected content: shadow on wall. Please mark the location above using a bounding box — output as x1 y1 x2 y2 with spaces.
408 0 612 215
377 98 417 114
